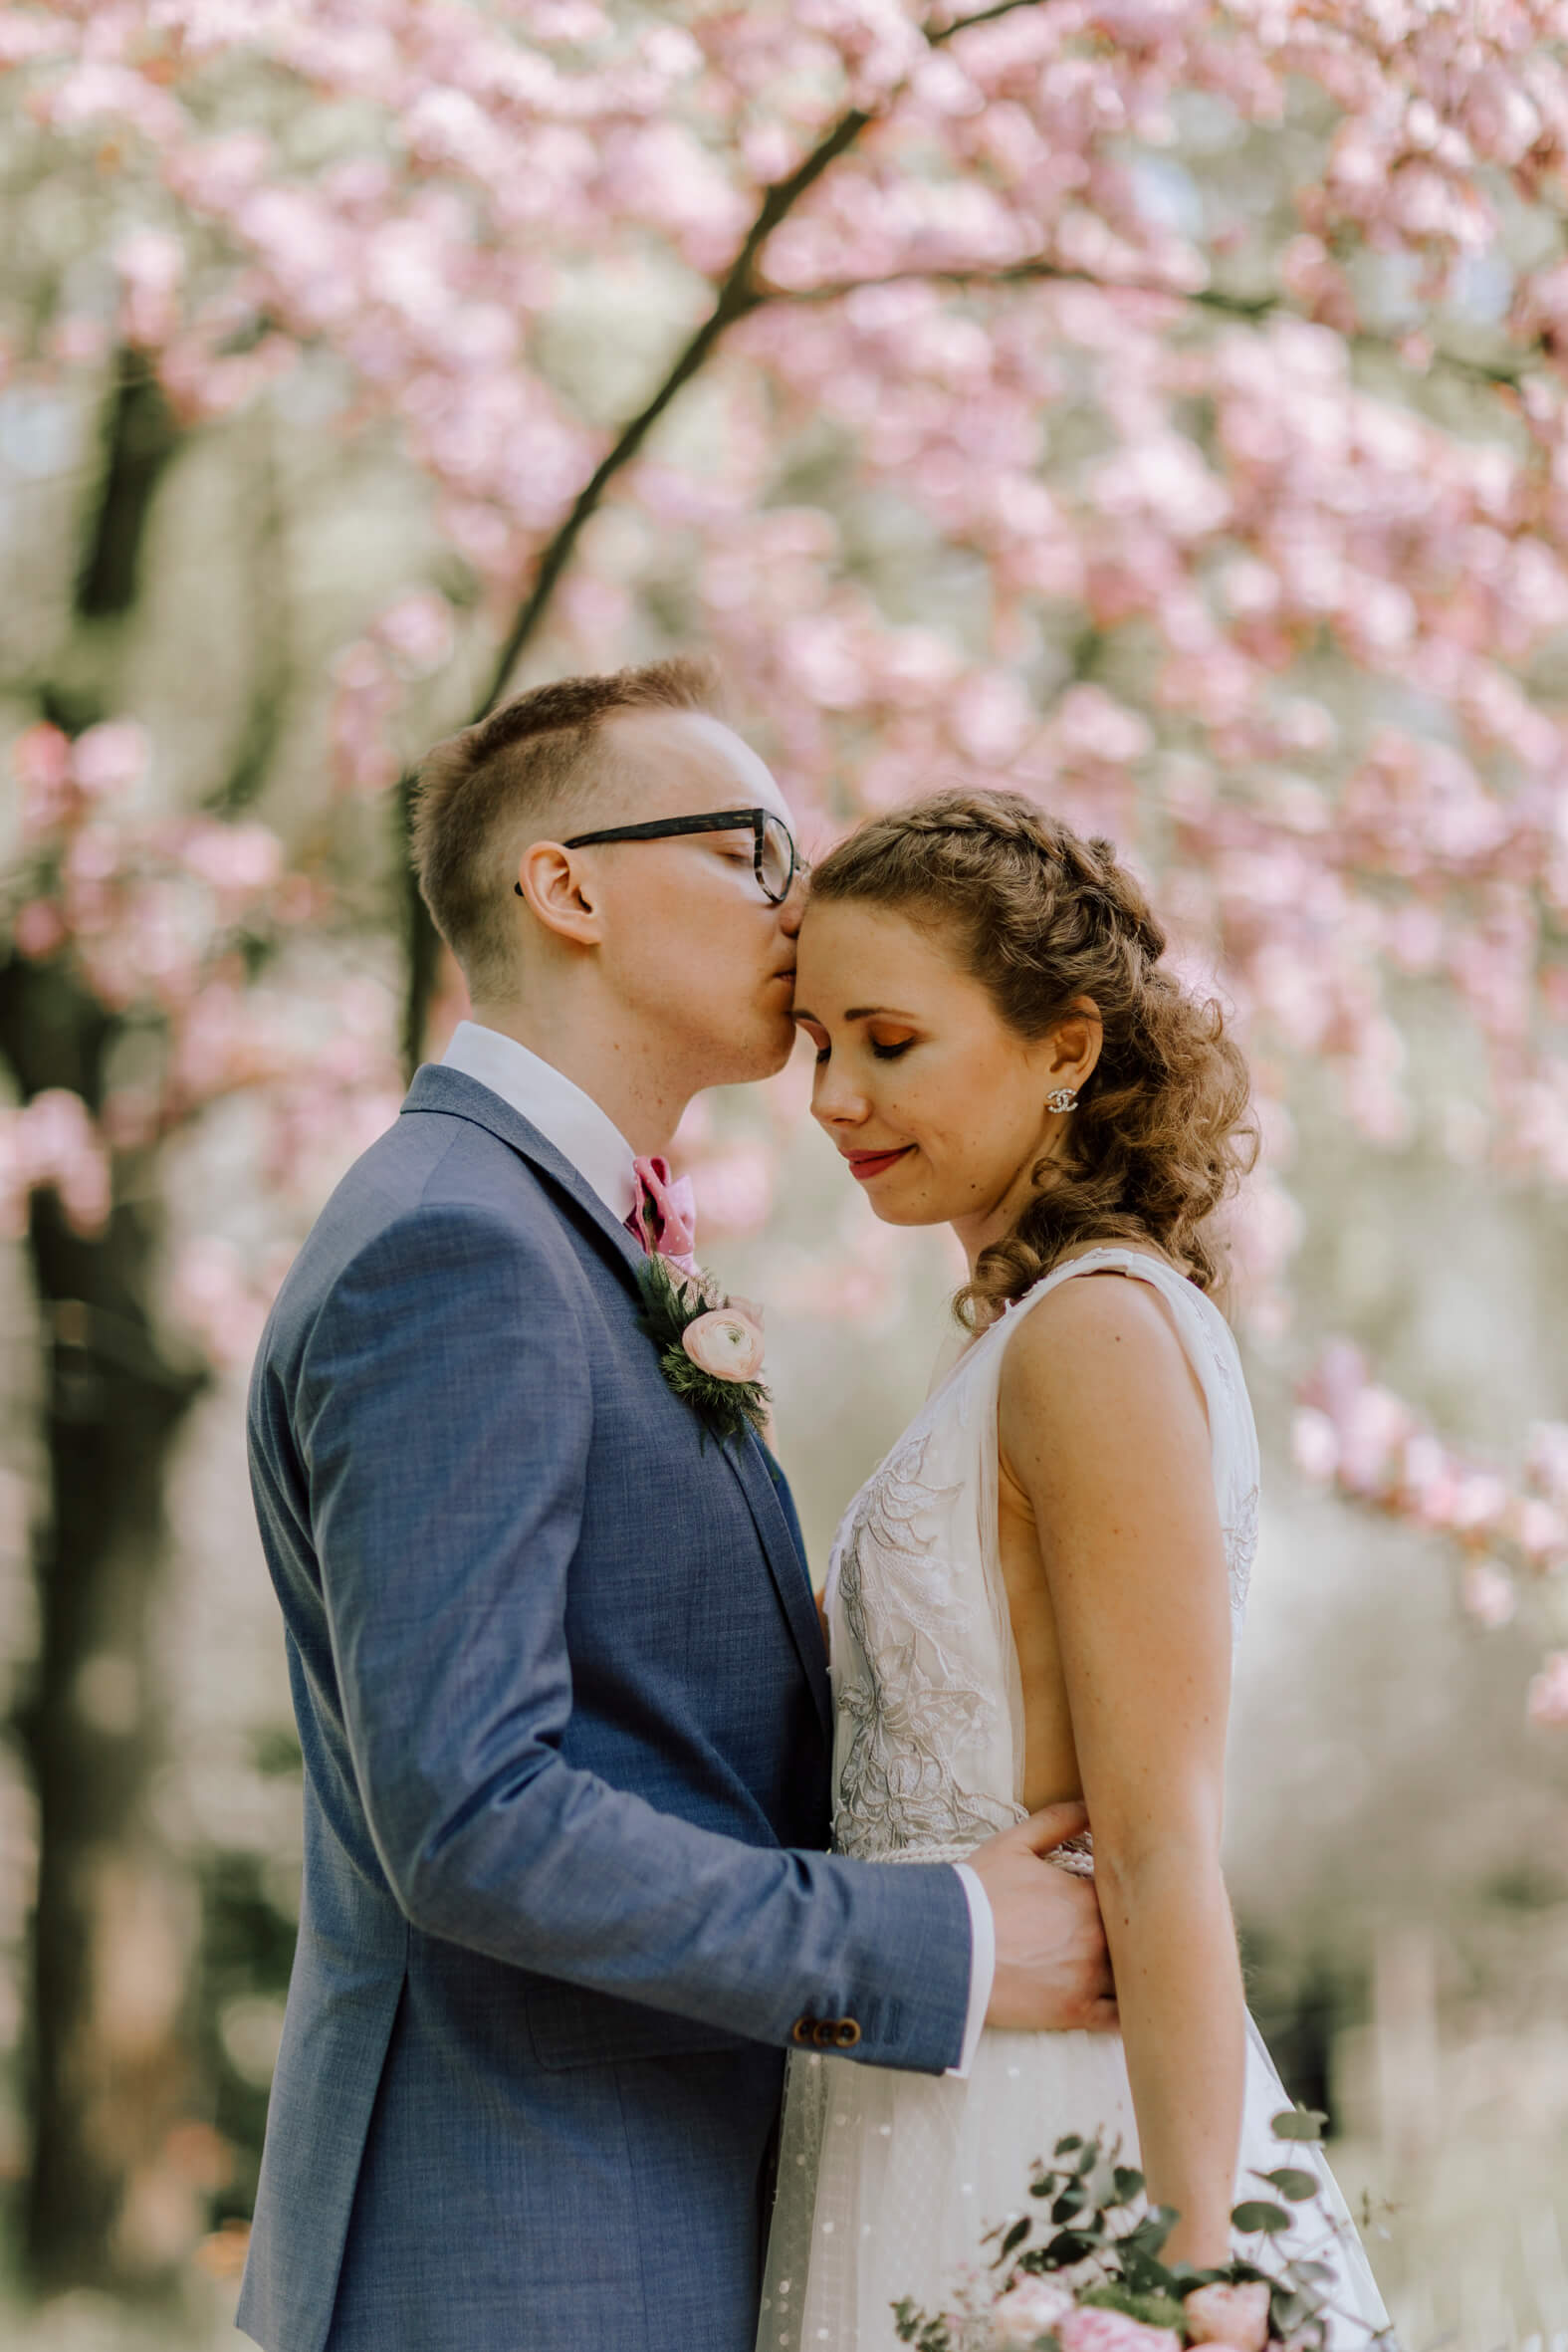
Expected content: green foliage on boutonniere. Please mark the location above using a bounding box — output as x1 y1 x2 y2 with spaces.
635 1251 771 1448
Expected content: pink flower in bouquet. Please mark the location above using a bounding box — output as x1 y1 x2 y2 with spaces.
1183 2282 1271 2352
992 2274 1076 2345
682 1309 766 1384
1055 2305 1181 2352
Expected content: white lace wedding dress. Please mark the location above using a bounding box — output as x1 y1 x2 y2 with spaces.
759 1248 1390 2350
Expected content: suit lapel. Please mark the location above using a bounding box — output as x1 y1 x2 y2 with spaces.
400 1064 831 1737
727 1435 832 1741
402 1061 646 1294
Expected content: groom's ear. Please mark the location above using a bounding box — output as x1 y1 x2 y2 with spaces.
516 839 604 948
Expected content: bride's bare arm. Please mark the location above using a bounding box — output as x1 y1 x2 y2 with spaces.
998 1274 1245 2269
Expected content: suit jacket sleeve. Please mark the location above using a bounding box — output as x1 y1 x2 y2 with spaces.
294 1198 973 2074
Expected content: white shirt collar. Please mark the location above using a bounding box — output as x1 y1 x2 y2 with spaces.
439 1020 636 1223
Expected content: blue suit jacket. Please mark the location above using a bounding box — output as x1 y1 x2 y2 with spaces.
237 1064 972 2352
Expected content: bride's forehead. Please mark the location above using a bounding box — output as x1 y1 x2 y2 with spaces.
796 898 970 991
801 898 917 957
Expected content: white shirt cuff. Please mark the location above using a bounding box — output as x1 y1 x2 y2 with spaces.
947 1863 995 2078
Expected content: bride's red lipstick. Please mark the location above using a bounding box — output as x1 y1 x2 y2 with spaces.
842 1145 913 1182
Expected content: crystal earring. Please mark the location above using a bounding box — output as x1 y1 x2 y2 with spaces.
1046 1086 1078 1114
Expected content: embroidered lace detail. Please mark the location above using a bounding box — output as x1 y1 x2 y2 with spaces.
1226 1482 1259 1633
831 1433 1018 1859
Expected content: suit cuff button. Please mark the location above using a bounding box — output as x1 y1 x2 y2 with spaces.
790 2017 814 2047
833 2018 861 2049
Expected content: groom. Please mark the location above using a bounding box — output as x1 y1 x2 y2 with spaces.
239 657 1113 2352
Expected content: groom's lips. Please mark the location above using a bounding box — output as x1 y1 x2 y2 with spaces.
842 1145 913 1182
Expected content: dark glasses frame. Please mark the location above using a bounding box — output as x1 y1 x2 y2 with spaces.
514 807 799 905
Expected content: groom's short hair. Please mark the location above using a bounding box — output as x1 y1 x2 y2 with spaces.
411 654 722 993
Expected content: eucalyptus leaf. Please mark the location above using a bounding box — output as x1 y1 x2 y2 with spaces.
1231 2200 1292 2234
1270 2106 1328 2143
1256 2167 1321 2202
1040 2232 1097 2266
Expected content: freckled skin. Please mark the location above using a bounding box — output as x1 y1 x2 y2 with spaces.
998 1298 1210 1813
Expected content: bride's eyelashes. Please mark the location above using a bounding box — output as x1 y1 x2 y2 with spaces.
791 1013 916 1064
805 1039 916 1065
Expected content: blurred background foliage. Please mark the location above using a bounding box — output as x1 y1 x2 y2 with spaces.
2 3 1568 2344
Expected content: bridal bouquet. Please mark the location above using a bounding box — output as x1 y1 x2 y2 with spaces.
894 2108 1393 2352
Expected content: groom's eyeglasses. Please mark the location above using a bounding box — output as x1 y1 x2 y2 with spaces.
516 808 801 905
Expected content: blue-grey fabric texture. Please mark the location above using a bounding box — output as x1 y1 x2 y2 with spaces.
237 1064 973 2352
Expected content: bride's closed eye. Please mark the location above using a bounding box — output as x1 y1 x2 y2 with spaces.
869 1038 914 1061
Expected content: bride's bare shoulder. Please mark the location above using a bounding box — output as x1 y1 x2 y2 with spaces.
997 1258 1205 1434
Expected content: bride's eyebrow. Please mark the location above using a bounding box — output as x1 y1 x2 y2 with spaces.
791 1005 917 1025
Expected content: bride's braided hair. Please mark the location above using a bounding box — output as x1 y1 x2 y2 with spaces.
807 788 1256 1327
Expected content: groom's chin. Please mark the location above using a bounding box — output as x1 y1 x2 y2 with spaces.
724 1012 799 1084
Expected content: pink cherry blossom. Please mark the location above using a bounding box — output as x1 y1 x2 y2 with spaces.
0 1092 112 1242
1461 1561 1517 1632
1527 1653 1568 1730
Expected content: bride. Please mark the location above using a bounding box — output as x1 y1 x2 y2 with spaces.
759 790 1390 2348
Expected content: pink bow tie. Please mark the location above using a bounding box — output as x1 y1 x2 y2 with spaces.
627 1155 699 1278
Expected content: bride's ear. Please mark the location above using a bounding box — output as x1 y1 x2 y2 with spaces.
1044 999 1102 1092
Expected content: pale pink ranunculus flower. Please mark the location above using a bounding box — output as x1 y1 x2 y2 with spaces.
1054 2305 1181 2352
682 1309 765 1385
1183 2280 1272 2352
991 2273 1075 2345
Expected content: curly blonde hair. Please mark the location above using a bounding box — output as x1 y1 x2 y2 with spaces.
806 788 1256 1327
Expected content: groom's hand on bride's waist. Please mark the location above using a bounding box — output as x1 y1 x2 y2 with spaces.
971 1802 1118 2034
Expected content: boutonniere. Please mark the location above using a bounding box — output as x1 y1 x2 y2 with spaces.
635 1251 770 1447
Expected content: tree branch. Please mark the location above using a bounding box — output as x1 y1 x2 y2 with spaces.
400 94 886 1068
398 3 1086 1069
929 0 1049 40
764 255 1539 391
472 100 872 721
394 0 1532 1066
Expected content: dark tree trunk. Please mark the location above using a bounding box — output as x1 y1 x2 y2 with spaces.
1 956 206 2290
75 353 180 620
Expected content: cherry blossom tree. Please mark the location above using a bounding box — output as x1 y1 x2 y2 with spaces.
2 715 403 2285
6 0 1568 2287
